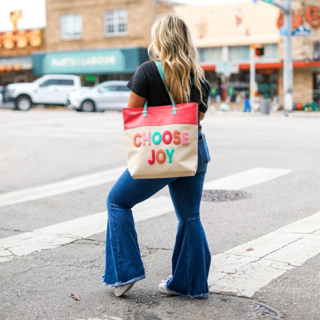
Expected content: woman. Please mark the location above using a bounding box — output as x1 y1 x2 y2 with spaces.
102 14 211 299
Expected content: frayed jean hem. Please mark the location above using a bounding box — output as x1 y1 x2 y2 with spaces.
165 284 209 299
101 274 146 287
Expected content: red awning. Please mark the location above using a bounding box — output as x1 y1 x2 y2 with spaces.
201 60 320 71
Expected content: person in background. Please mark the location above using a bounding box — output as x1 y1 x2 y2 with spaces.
244 94 251 112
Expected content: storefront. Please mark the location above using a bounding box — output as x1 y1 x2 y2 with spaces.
31 47 149 86
0 56 35 86
313 69 320 105
175 0 320 108
202 63 280 103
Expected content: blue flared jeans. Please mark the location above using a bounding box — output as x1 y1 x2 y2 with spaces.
102 133 211 298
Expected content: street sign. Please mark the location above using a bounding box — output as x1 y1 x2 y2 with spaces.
216 62 239 75
279 26 288 36
292 25 311 37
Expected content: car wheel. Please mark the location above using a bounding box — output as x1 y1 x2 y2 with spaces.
15 95 32 111
81 100 95 112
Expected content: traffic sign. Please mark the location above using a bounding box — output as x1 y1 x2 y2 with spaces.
279 26 288 36
292 26 311 36
216 62 239 75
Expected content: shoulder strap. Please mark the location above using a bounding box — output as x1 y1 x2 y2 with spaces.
142 61 177 117
154 61 177 115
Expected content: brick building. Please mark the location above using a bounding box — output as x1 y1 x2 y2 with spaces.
175 0 320 107
32 0 172 86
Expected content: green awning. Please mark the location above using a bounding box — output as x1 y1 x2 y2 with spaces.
32 47 148 75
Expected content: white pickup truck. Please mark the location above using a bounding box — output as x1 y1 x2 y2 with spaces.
7 74 81 111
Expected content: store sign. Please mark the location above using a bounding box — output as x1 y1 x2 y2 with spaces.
292 26 311 37
43 50 126 74
277 7 320 29
0 10 42 49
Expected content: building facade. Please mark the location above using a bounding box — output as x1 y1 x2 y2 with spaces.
32 0 172 86
0 0 172 86
0 6 46 85
174 0 320 107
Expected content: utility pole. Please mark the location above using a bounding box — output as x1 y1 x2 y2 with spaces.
250 45 256 113
283 0 293 116
259 0 293 115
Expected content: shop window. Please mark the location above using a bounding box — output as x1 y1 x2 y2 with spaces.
229 46 250 62
260 44 279 61
60 14 82 40
198 47 222 63
199 44 279 64
104 10 128 37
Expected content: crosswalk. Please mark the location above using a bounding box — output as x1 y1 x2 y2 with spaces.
0 117 318 299
2 165 314 299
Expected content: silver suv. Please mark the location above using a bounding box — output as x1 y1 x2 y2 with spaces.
66 81 130 112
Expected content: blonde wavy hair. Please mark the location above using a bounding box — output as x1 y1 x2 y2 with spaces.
148 14 205 105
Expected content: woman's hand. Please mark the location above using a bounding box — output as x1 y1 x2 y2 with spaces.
127 91 146 108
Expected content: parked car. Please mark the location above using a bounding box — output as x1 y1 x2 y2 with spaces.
0 86 14 109
66 81 130 112
7 74 81 111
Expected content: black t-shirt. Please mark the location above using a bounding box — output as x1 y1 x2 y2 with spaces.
127 61 210 131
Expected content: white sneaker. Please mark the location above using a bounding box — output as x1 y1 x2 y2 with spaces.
158 282 178 296
114 282 135 297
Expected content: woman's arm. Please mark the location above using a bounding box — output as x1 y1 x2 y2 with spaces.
127 91 146 108
200 111 206 121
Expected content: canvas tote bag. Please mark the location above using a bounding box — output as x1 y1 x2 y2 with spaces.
122 61 198 179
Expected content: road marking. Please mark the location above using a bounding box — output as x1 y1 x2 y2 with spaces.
0 118 83 128
0 131 81 139
0 167 292 263
0 167 291 209
0 196 173 263
0 166 126 208
208 211 320 297
203 168 292 190
33 126 121 134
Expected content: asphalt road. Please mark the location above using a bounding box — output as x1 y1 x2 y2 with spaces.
0 108 319 320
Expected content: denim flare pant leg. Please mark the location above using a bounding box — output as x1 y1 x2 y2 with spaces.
102 135 211 298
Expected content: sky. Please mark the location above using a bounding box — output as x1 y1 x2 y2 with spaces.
0 0 46 32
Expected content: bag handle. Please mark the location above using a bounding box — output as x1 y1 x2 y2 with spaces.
143 61 177 118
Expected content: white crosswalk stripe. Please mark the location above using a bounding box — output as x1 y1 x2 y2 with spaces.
0 166 126 208
203 168 292 190
208 211 320 297
0 196 173 263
